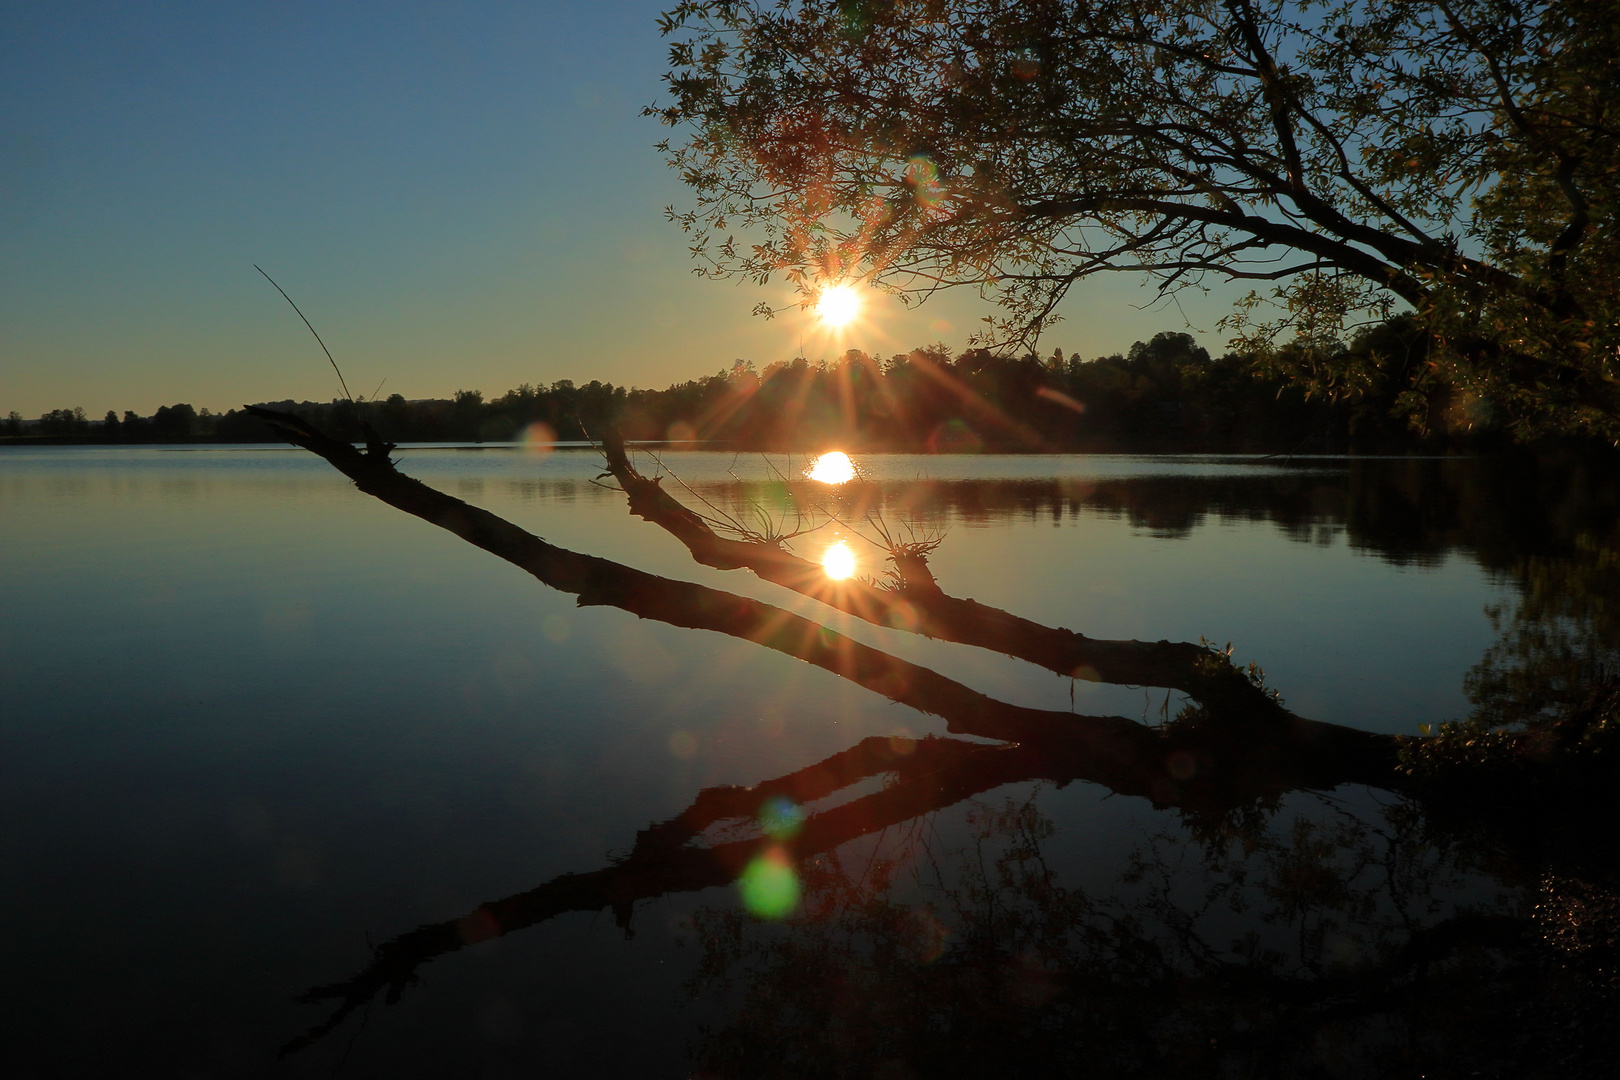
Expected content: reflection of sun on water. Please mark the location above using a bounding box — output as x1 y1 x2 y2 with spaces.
815 284 862 328
822 541 856 580
807 451 855 484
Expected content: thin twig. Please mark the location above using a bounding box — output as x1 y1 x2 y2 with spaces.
254 265 354 402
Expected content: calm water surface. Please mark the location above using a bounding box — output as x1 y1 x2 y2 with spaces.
1 445 1613 1077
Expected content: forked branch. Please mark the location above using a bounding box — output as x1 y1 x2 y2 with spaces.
247 404 1401 783
596 422 1300 722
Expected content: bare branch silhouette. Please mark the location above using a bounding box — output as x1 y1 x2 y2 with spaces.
597 420 1315 721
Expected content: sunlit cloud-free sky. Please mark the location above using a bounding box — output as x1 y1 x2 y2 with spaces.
2 1 1238 418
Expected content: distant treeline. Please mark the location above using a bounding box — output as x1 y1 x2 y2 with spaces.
1 322 1517 453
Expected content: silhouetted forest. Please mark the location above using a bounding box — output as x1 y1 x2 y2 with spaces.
2 321 1526 453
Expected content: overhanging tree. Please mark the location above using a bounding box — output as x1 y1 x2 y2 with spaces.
650 0 1619 439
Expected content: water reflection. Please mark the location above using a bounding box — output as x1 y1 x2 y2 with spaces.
481 450 1620 570
266 434 1620 1075
288 716 1620 1076
821 540 857 580
1468 539 1620 731
6 442 1620 1075
806 451 857 484
683 797 1530 1079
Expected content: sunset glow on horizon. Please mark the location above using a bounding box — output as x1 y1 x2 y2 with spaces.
0 5 1245 421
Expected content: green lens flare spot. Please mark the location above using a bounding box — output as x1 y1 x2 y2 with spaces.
739 847 800 919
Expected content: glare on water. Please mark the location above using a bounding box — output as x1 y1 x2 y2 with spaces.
822 541 856 580
807 451 855 484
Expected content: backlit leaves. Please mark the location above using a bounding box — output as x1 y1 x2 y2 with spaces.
650 0 1619 439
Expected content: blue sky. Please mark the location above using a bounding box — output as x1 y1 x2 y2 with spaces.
2 1 1235 418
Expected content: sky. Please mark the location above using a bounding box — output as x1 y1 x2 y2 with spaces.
2 0 1242 419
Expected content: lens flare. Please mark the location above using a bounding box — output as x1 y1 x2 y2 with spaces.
905 154 947 208
739 846 800 919
759 797 805 839
807 451 855 484
519 421 556 455
822 541 856 580
815 284 862 328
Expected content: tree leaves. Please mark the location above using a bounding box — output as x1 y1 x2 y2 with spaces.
652 0 1619 439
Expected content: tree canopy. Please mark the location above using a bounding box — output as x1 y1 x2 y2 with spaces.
652 0 1620 440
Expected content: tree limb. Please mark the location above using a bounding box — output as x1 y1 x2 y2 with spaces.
247 405 1403 786
595 421 1314 724
244 405 1132 748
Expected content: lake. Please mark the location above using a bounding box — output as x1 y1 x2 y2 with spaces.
3 444 1616 1077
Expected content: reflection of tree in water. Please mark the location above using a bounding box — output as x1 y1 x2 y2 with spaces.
247 408 1620 1073
680 450 1620 571
1397 522 1620 1080
525 451 1620 569
682 791 1618 1079
1469 539 1620 732
1405 522 1620 848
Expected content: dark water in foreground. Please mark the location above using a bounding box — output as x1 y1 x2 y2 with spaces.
2 445 1617 1077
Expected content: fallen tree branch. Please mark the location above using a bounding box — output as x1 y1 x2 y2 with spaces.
596 423 1293 720
249 405 1406 785
251 409 1617 1061
247 405 1401 795
245 406 1135 748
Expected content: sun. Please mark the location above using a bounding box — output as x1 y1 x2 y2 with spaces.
814 284 862 328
